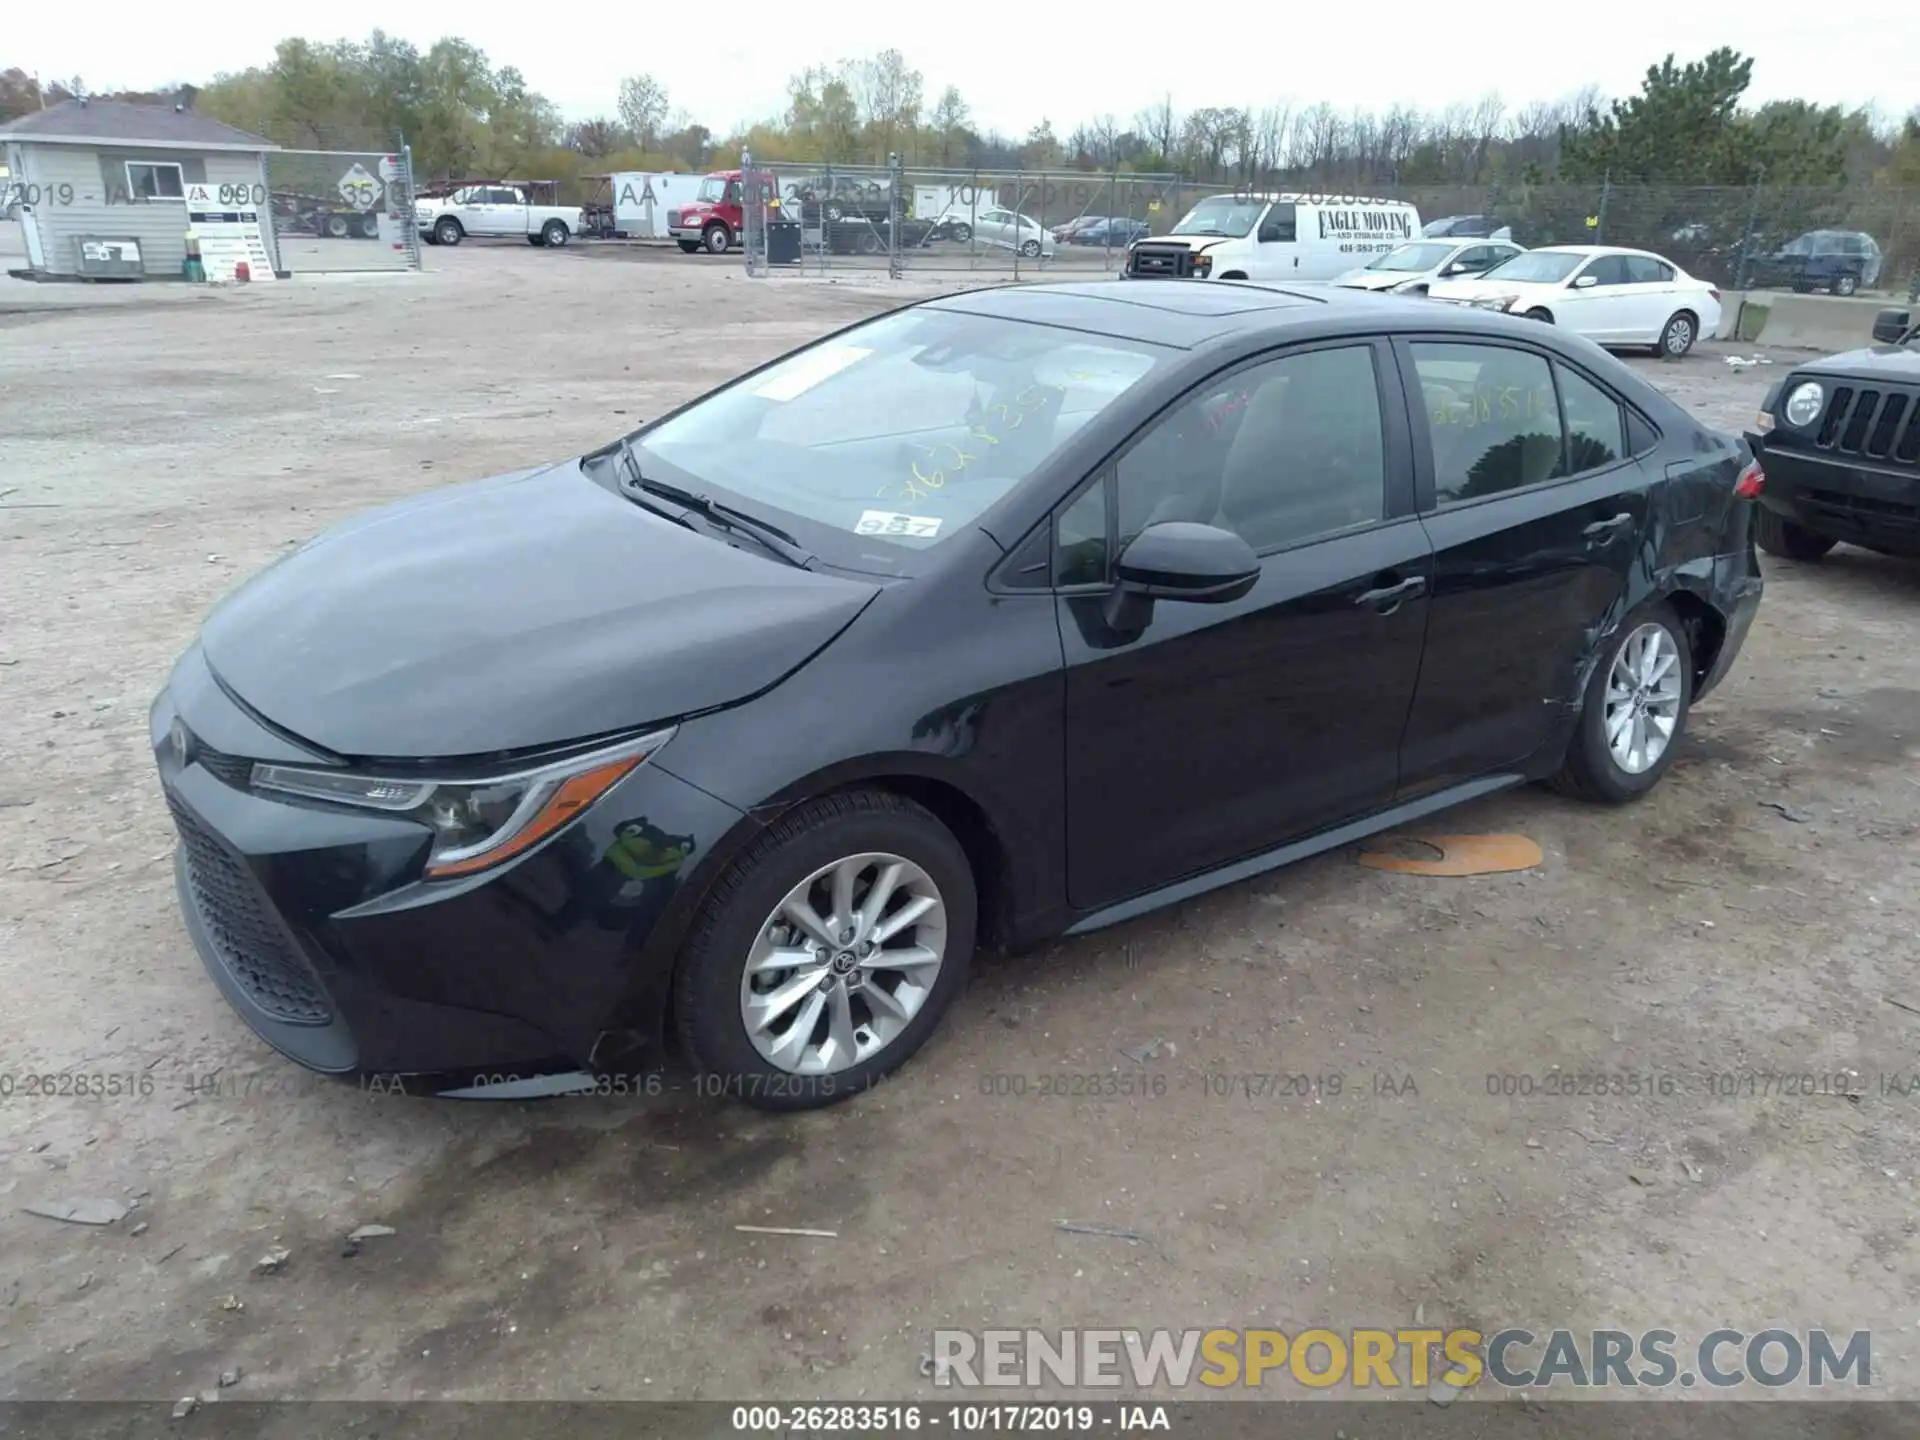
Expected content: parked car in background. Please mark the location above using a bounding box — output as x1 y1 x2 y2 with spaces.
1757 230 1884 296
1428 245 1721 356
1051 215 1106 244
1423 214 1514 241
1072 218 1151 247
1333 237 1525 295
417 182 582 248
1741 306 1920 560
152 282 1762 1110
935 205 1056 257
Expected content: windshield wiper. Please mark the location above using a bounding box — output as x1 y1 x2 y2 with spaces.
612 439 814 568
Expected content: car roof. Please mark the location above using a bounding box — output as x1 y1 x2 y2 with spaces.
924 280 1564 350
1530 244 1673 261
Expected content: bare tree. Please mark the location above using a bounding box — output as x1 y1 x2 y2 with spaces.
616 72 670 151
929 85 970 165
1136 93 1179 163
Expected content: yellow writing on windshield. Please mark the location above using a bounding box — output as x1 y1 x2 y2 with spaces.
884 385 1062 503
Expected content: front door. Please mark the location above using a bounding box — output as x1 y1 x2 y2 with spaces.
1557 253 1637 342
1394 337 1655 792
1058 340 1433 910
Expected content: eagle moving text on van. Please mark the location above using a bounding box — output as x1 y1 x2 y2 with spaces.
1122 193 1421 283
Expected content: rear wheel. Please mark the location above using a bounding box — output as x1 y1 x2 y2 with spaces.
541 219 570 248
1754 506 1837 561
1550 603 1693 805
358 214 379 239
1832 274 1858 297
950 222 973 244
672 791 976 1111
1019 239 1042 258
326 213 350 239
1659 311 1698 357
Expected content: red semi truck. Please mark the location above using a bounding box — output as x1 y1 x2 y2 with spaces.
668 170 750 254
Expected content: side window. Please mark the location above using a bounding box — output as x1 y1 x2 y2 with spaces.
1056 481 1109 586
1258 203 1297 243
1581 255 1630 286
1556 365 1626 473
724 180 741 206
1624 256 1673 284
1625 409 1660 456
1111 346 1385 556
1412 342 1561 505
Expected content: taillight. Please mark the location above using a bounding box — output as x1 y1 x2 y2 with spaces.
1710 288 1722 302
1734 460 1765 499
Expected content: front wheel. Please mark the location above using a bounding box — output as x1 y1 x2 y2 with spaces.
950 222 972 244
541 219 570 248
433 217 463 247
1832 274 1858 297
1523 307 1554 324
1549 603 1693 805
672 791 976 1111
1754 506 1837 561
702 223 732 255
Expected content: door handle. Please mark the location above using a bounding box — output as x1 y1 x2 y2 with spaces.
1354 575 1428 611
1583 512 1634 539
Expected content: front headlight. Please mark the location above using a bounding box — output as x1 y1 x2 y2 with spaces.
1470 294 1519 312
1782 380 1825 428
1193 253 1213 277
250 727 675 879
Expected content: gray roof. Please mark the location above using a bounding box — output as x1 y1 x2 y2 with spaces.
0 100 276 151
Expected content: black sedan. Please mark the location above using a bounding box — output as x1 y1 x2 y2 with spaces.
153 281 1764 1109
1742 306 1920 560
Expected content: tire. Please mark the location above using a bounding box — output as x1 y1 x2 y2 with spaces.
825 203 844 223
1754 506 1837 561
1832 274 1858 297
951 222 972 244
856 230 882 255
702 223 732 255
541 219 569 248
1523 307 1554 323
433 217 463 247
672 790 977 1112
326 214 350 239
677 239 701 254
1019 239 1042 258
1549 602 1693 804
358 214 378 239
1658 310 1698 357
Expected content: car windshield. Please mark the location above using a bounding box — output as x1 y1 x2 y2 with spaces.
1369 243 1454 273
1172 197 1265 238
1479 251 1584 284
697 176 729 203
634 307 1170 570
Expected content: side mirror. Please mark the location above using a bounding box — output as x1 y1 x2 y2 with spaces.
1573 274 1599 289
1872 308 1912 345
1103 522 1260 632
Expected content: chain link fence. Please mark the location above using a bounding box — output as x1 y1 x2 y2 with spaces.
264 146 420 274
739 156 1917 297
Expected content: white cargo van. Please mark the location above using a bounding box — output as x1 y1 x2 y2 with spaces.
1121 193 1422 284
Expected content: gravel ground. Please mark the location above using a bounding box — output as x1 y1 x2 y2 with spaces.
2 230 1917 1410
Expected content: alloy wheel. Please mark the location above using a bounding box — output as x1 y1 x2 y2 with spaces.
1604 623 1684 775
740 852 947 1075
1664 316 1694 355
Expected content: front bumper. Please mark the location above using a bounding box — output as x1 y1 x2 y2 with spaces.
152 646 745 1088
1745 435 1920 556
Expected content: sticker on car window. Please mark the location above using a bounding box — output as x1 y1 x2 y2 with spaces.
855 510 941 538
751 345 873 402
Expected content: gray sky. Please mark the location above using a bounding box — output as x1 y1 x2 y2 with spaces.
12 6 1917 138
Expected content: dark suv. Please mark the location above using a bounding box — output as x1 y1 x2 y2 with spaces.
1765 230 1884 297
1742 307 1920 559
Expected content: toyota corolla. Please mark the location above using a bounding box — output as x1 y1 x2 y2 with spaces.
153 281 1764 1110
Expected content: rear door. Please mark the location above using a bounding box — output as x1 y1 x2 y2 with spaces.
1394 337 1656 791
1622 255 1682 341
1057 339 1433 909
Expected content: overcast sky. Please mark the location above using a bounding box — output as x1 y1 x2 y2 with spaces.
11 7 1917 138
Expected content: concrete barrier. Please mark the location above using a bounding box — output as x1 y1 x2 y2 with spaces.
1729 292 1885 352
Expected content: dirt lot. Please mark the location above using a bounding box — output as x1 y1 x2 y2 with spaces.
2 230 1918 1411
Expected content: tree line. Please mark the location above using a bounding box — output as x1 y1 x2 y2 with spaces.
4 44 1917 196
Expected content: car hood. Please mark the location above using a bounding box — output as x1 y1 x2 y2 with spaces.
199 461 881 761
1134 235 1231 255
1798 345 1920 381
1334 270 1413 290
1427 275 1548 301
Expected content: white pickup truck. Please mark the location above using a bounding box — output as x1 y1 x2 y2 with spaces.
416 184 584 248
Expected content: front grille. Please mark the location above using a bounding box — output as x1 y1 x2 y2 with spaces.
1814 384 1920 465
168 795 332 1025
666 209 681 229
1127 244 1195 279
194 743 255 791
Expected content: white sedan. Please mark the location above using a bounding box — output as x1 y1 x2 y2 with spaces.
1427 245 1721 356
1333 237 1526 295
936 205 1057 258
